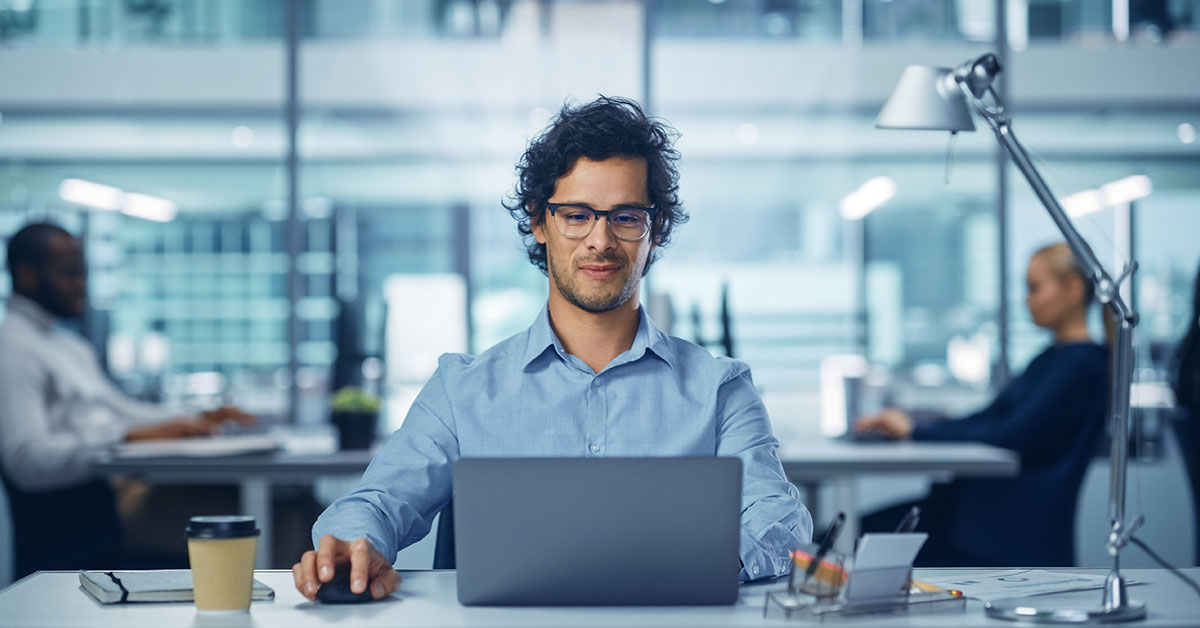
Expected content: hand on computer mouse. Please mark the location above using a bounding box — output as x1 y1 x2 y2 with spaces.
315 566 372 604
292 535 400 601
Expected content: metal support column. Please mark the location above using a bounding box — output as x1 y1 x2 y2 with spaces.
285 0 302 422
994 0 1011 385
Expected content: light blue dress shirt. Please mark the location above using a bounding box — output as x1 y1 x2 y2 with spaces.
313 305 813 581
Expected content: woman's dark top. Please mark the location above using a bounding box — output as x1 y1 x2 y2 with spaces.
1172 321 1200 415
912 342 1108 567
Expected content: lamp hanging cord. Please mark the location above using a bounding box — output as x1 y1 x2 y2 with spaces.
1129 536 1200 599
944 131 958 185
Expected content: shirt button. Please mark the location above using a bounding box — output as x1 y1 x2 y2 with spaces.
590 444 600 453
753 566 760 575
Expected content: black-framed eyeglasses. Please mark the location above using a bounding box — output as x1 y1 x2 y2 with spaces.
545 203 656 242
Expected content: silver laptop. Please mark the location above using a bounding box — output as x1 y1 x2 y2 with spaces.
452 457 743 606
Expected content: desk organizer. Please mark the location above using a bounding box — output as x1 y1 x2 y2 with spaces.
765 555 966 623
785 544 848 600
764 586 965 623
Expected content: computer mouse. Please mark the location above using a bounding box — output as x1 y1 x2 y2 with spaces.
315 568 373 604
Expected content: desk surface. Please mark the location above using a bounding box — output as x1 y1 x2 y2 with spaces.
779 440 1018 480
95 448 375 481
2 568 1197 627
95 438 1018 482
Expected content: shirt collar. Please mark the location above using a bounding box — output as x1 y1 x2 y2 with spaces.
521 303 677 372
520 306 565 369
5 293 57 332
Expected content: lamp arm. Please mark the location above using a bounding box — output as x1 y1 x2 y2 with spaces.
961 81 1142 610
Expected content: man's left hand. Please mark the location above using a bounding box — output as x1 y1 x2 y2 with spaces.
125 418 217 441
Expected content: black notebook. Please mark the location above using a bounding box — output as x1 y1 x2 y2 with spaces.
78 570 275 604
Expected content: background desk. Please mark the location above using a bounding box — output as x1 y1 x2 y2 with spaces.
2 568 1198 627
95 439 1018 565
96 447 375 568
780 440 1019 550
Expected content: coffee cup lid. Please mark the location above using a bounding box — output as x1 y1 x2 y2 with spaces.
186 515 260 539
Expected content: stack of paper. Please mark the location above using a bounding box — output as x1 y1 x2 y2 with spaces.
917 569 1116 600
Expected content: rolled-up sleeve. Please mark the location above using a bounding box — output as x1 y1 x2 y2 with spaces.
715 365 813 581
312 358 461 561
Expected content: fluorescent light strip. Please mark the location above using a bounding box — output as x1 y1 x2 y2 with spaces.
121 193 178 222
839 176 896 220
1062 175 1152 217
58 178 122 211
1062 189 1104 217
1100 175 1152 206
58 178 178 221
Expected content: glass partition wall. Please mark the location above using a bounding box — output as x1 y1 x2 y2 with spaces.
1 0 1197 436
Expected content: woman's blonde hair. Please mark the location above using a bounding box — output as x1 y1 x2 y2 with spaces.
1032 242 1116 350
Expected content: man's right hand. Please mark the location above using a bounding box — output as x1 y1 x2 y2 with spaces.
292 535 400 601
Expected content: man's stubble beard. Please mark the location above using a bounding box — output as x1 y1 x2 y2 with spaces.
547 247 646 314
33 279 85 319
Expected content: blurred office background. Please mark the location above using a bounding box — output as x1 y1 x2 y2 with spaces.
0 0 1197 582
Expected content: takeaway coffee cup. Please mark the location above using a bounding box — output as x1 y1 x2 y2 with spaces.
186 515 260 612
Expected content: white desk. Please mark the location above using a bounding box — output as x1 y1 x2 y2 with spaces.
95 438 1017 565
2 568 1198 627
779 440 1020 551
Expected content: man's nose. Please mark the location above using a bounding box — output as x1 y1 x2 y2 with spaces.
583 216 616 250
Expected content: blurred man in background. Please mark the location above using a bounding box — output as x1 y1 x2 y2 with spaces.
0 222 252 578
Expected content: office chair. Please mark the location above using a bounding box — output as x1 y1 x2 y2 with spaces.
433 501 455 569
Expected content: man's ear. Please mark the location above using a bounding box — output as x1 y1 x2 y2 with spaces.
531 204 547 245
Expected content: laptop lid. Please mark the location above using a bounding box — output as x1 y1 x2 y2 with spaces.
452 457 743 606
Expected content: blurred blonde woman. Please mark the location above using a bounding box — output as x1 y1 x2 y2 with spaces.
1170 262 1200 566
856 242 1112 567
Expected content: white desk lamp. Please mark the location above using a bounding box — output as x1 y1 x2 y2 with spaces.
877 53 1145 623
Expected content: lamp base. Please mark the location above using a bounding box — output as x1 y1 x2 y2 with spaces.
984 597 1146 624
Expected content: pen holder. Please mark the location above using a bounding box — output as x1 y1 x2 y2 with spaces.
788 543 848 600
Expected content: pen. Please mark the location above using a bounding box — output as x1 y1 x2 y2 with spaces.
910 579 964 597
805 512 846 580
790 549 848 589
894 505 921 534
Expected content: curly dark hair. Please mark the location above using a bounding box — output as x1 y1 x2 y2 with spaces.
503 96 687 275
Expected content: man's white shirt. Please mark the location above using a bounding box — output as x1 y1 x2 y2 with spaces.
0 294 176 491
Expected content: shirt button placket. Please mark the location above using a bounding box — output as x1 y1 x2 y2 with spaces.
587 375 603 456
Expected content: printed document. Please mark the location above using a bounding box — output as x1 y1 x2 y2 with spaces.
919 569 1117 600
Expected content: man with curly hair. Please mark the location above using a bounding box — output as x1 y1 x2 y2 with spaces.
293 96 812 601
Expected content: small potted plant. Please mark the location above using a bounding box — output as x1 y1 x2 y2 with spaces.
331 387 381 450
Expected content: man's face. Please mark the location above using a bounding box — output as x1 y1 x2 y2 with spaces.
533 156 655 314
29 233 89 319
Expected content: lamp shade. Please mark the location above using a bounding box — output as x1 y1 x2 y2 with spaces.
876 65 975 132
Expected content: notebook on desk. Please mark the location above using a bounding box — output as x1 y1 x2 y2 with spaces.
452 457 743 606
78 570 274 604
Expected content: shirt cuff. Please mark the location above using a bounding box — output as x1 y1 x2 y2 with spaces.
738 525 794 582
311 516 393 562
